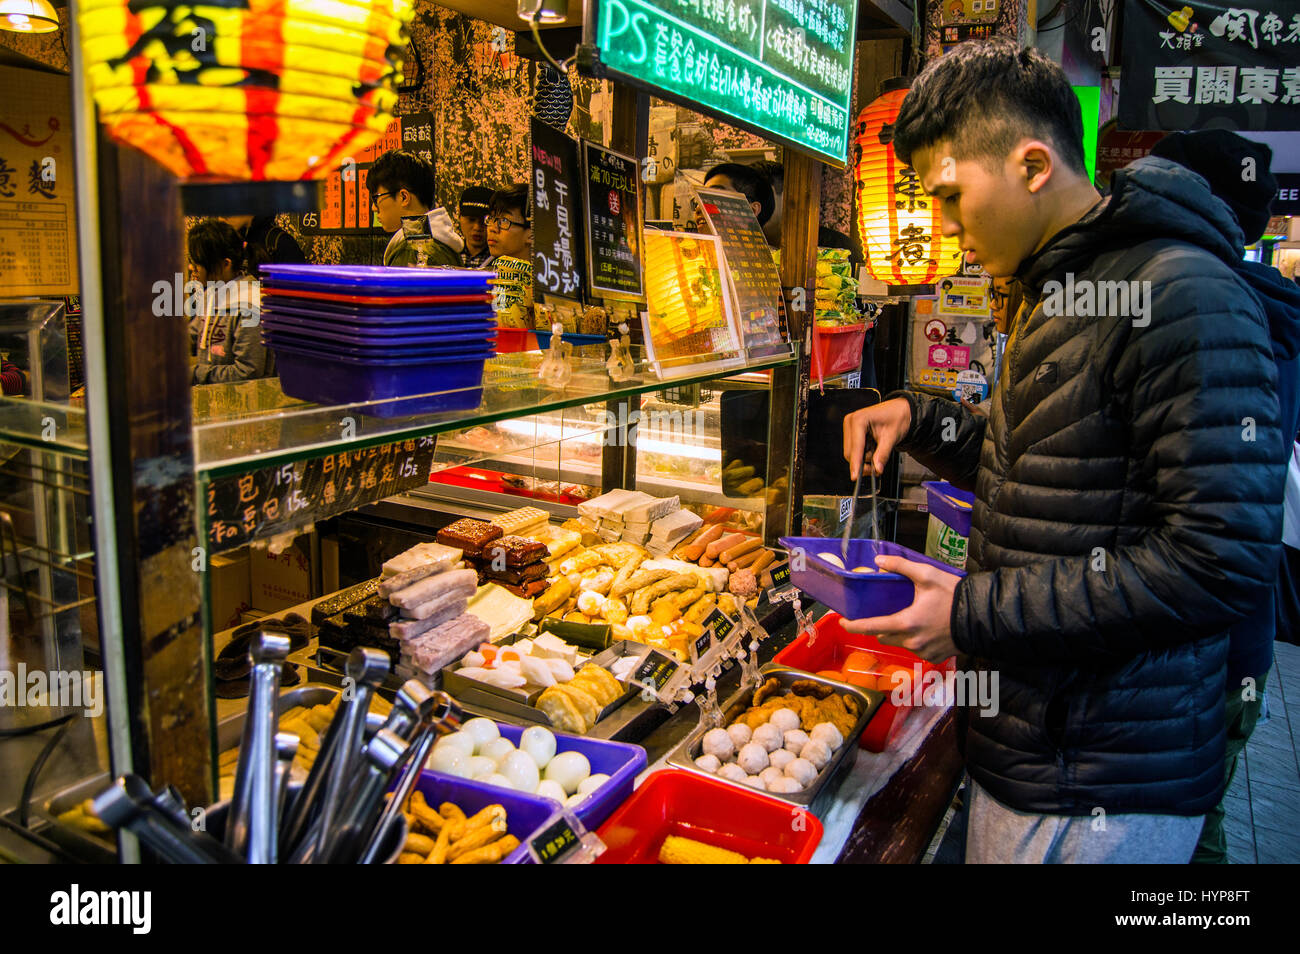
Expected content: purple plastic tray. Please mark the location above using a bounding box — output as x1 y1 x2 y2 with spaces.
265 334 495 364
274 349 485 418
420 721 647 831
263 326 495 357
778 536 965 620
260 264 492 293
263 298 495 326
923 480 975 536
262 309 494 342
409 774 557 864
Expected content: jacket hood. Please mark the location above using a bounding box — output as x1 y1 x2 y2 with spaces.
1237 259 1300 362
1018 157 1244 292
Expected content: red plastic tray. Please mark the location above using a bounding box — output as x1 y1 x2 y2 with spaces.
595 769 823 864
773 612 955 752
426 465 591 505
494 326 536 353
264 286 492 306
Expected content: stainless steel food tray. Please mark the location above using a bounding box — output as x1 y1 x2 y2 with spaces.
666 664 882 817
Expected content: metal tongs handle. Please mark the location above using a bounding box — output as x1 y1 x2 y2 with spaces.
842 440 879 563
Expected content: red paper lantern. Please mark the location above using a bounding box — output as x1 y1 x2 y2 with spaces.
854 87 961 285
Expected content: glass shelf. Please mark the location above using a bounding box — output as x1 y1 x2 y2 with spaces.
191 344 797 478
0 398 89 461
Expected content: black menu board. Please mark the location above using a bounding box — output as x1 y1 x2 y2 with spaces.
582 141 644 302
692 186 786 358
204 437 437 553
530 119 586 302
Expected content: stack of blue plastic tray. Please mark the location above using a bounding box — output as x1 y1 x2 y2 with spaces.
258 265 495 417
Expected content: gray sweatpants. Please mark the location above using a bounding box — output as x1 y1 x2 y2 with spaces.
966 779 1204 864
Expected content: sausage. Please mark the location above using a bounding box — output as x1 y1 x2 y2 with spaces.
680 524 724 561
719 537 762 564
705 532 747 560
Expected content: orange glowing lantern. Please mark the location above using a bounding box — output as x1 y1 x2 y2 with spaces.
854 84 961 286
76 0 414 182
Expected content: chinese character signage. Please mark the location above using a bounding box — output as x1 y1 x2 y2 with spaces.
582 140 644 301
0 66 79 298
531 119 587 303
594 0 859 165
204 437 437 552
299 113 435 236
1119 0 1300 130
693 186 786 357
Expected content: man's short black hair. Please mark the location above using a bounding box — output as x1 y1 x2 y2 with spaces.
704 162 776 223
188 218 244 273
369 149 435 209
893 38 1087 176
489 183 531 224
749 159 784 196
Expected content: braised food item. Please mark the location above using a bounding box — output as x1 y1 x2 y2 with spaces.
436 518 505 557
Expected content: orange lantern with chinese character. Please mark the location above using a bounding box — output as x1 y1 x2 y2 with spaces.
77 0 413 182
854 83 961 286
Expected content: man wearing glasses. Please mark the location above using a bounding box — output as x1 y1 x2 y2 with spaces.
484 184 534 266
368 150 463 268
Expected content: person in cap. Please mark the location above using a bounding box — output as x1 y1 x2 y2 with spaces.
1148 129 1300 864
458 186 493 268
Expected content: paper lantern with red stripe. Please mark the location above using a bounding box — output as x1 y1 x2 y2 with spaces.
854 86 961 286
77 0 413 181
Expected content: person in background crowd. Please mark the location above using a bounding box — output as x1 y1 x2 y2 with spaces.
1 359 27 396
368 149 464 267
700 162 776 244
1146 129 1300 864
187 218 275 385
457 186 493 267
841 38 1284 864
749 158 856 257
220 214 306 277
484 184 533 265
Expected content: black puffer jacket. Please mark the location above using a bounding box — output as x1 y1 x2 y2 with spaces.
897 158 1285 816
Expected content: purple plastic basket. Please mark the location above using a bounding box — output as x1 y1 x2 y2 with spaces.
274 348 485 418
778 536 965 620
922 480 975 536
260 264 492 294
263 326 494 358
262 310 494 342
409 774 557 864
263 299 495 326
420 721 647 831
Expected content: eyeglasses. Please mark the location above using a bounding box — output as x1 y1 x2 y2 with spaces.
486 215 527 231
370 190 393 210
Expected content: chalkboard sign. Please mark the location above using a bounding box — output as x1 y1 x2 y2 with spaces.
581 141 644 302
529 815 581 864
530 119 586 302
704 606 736 645
204 437 437 553
633 649 680 694
594 0 859 165
299 113 435 236
690 629 713 664
693 186 786 358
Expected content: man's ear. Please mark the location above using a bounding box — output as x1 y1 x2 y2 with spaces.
1019 140 1054 194
751 200 762 219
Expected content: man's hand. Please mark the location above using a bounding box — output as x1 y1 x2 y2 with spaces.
843 397 912 479
841 555 960 663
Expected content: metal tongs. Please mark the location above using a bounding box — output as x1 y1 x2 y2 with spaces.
842 440 879 564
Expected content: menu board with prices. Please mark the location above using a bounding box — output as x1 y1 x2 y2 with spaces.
582 141 644 301
530 119 587 302
299 113 434 235
61 295 83 392
641 230 745 378
594 0 859 164
633 648 682 697
692 186 786 358
204 437 437 553
0 66 79 298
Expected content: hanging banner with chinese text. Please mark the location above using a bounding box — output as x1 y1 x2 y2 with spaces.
204 437 437 553
530 118 587 303
1118 0 1300 130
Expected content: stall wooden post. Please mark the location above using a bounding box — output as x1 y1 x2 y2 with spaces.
769 151 821 540
603 81 650 493
92 132 211 806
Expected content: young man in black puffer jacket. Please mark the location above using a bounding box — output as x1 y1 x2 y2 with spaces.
842 40 1286 863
